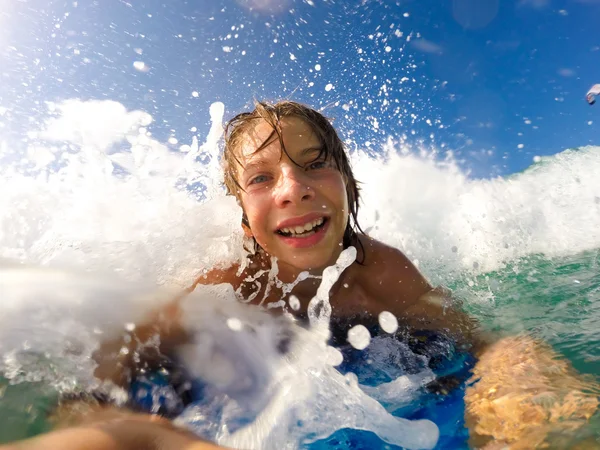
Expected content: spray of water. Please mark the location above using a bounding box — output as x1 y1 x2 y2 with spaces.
0 255 439 449
174 250 438 449
0 100 241 287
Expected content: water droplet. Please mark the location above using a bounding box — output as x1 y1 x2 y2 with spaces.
227 317 243 331
133 61 150 72
347 324 371 350
288 295 300 311
378 311 398 333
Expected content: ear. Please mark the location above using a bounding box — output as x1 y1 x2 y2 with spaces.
242 221 253 238
241 214 253 237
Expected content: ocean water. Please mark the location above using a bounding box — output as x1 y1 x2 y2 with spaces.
0 100 599 448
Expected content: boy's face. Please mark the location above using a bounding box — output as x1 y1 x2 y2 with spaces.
236 116 349 274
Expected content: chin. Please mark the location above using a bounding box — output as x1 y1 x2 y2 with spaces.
286 253 340 273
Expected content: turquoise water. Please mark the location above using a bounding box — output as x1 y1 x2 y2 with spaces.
456 250 600 377
0 379 55 442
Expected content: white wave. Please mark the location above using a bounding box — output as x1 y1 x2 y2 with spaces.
0 99 242 288
354 140 600 283
3 99 598 290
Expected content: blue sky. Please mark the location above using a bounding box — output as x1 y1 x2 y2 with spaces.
1 0 599 177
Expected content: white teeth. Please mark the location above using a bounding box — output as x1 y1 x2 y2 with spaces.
279 217 325 236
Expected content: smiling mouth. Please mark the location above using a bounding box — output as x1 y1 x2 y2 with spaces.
276 217 328 238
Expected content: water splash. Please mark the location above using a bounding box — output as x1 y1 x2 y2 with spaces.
0 99 241 287
176 254 438 449
0 262 439 449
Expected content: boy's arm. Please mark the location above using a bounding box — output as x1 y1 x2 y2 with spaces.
464 334 600 448
368 242 599 446
411 287 599 447
402 286 491 353
361 239 490 352
0 410 226 450
93 264 241 387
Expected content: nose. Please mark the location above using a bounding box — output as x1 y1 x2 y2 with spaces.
273 164 315 207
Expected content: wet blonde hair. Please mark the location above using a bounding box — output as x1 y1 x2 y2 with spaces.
223 100 364 258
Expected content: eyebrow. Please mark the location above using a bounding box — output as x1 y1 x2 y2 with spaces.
299 146 324 157
242 160 269 175
242 146 325 173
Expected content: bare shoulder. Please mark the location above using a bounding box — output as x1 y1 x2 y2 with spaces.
184 255 272 303
184 262 243 294
360 236 413 263
356 235 432 310
94 261 248 386
355 236 484 344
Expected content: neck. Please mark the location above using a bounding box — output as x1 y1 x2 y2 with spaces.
248 241 360 311
271 253 352 310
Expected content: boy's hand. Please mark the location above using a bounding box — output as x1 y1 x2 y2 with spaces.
465 335 599 448
1 407 225 450
92 300 188 387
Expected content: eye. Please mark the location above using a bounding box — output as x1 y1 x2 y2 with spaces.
307 159 328 170
249 174 271 185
